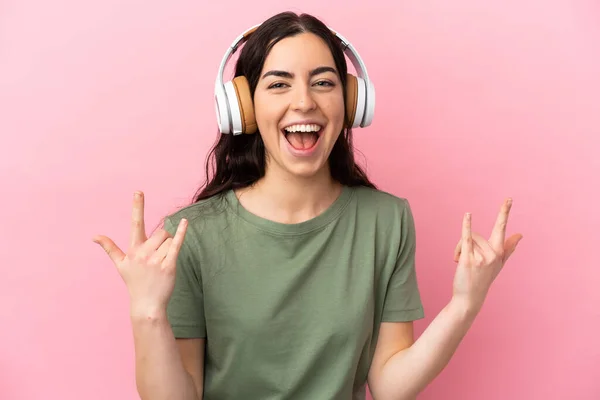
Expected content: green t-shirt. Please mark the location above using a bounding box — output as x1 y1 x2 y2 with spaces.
164 185 424 400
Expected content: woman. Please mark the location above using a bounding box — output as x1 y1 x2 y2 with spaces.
94 11 522 400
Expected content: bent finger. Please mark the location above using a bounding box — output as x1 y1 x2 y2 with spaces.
453 239 462 262
455 232 490 262
152 237 173 264
143 228 172 253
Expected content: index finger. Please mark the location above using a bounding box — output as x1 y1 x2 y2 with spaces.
489 198 512 251
163 218 188 267
130 191 147 248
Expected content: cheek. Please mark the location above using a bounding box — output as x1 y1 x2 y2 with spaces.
254 94 283 132
323 97 346 130
253 95 283 152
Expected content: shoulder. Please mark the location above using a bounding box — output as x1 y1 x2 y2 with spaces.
348 186 416 245
351 185 413 217
161 192 240 269
162 192 233 235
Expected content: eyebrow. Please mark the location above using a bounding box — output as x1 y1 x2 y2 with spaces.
261 66 337 79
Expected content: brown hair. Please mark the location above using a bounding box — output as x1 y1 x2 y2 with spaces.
192 11 376 203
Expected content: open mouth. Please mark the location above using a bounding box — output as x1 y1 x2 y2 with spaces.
281 123 323 151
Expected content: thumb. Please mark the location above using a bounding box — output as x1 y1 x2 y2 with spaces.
502 234 523 263
93 235 125 264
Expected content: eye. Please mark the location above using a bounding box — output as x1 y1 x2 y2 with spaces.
267 82 289 89
314 80 334 87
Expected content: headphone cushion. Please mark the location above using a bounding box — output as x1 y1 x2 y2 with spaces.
225 73 365 134
232 76 257 134
345 74 358 128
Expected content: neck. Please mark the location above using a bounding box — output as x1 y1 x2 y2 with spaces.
236 164 343 224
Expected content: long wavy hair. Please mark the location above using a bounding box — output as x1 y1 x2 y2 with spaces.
192 11 376 204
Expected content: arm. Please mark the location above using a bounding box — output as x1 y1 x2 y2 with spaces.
140 213 206 399
93 192 207 400
368 298 476 400
369 199 522 399
177 338 205 398
131 311 204 400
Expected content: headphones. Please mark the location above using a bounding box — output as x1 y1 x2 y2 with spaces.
214 24 375 135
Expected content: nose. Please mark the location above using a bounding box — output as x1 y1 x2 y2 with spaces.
290 85 316 113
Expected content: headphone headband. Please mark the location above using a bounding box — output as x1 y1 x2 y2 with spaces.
214 23 375 135
217 25 371 92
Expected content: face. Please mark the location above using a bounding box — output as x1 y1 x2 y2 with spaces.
253 32 345 180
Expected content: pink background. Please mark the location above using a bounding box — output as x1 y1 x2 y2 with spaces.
1 0 598 399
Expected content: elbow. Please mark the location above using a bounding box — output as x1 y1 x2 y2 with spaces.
370 390 418 400
368 372 420 400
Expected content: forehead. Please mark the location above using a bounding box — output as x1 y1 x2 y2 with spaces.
261 32 337 73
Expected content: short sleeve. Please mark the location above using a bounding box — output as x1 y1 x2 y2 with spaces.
164 216 207 338
381 199 425 322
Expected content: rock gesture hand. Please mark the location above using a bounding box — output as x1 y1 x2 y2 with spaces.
452 198 523 313
93 192 188 317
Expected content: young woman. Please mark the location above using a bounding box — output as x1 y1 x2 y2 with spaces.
94 11 522 400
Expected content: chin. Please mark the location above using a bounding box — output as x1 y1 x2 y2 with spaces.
283 162 330 179
279 141 332 180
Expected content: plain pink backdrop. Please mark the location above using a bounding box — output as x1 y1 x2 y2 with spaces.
1 0 598 399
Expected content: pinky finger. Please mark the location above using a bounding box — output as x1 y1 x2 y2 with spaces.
460 213 473 258
163 219 188 267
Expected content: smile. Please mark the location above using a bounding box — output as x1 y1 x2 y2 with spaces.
281 123 324 154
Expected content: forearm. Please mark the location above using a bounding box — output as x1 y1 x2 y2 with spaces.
131 310 200 400
372 297 478 400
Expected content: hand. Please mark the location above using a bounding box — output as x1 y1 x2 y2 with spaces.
93 191 188 317
451 198 523 314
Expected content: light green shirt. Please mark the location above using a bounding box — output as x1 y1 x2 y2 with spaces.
165 185 424 399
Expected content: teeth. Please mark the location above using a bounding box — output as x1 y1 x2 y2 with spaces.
283 124 322 133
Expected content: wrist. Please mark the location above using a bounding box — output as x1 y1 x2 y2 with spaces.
449 295 481 322
129 302 168 323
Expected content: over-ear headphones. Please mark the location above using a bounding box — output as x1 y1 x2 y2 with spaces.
214 24 376 135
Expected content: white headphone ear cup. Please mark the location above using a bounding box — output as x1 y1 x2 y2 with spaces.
224 81 243 135
352 76 366 129
362 80 375 127
214 80 231 134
